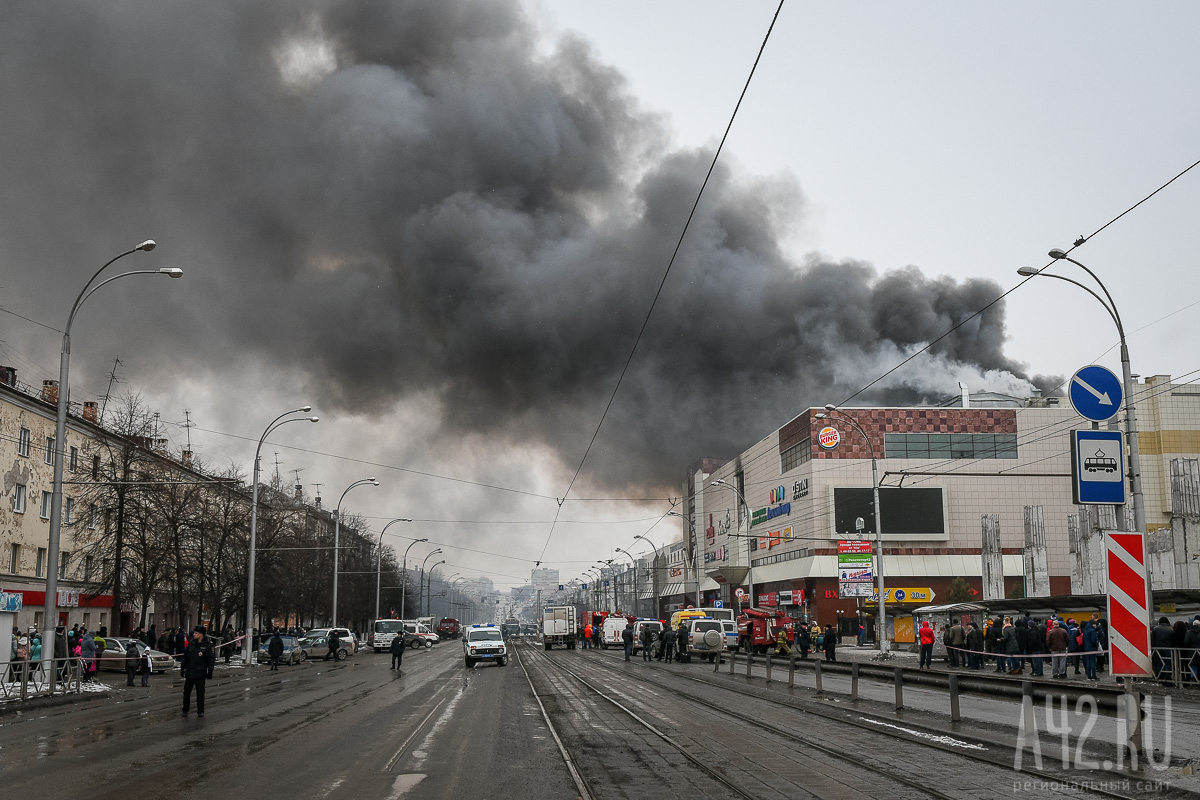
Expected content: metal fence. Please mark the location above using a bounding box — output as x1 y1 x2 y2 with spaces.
1152 646 1200 688
0 658 85 702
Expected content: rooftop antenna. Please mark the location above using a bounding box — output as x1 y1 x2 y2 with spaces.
181 409 195 451
99 357 123 424
272 452 283 485
311 483 323 507
290 467 305 494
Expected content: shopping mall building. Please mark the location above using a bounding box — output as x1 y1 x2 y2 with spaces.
681 376 1200 641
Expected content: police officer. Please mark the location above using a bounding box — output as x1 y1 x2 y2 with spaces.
181 626 215 717
389 629 405 670
660 626 676 662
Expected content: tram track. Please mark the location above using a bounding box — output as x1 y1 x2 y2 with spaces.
567 645 1196 800
520 641 963 800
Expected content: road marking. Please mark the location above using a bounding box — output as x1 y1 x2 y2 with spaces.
383 699 446 773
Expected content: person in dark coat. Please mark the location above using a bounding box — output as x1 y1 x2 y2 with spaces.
1026 619 1046 677
1082 621 1100 680
174 628 187 660
1185 620 1200 682
660 626 676 662
388 630 405 670
1151 617 1175 684
823 624 837 662
621 623 634 662
795 624 811 660
323 629 341 661
181 626 216 717
675 622 688 662
125 641 140 686
268 630 285 671
639 626 654 662
965 622 984 669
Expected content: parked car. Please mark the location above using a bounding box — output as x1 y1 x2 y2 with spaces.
681 618 726 663
298 634 351 661
256 635 305 666
96 638 176 672
302 628 356 656
631 619 663 655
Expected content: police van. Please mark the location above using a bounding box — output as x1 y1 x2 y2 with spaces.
463 623 508 667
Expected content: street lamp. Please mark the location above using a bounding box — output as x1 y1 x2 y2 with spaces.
711 478 751 608
634 535 662 618
426 561 446 617
817 406 889 656
615 548 640 615
599 559 615 611
1020 250 1145 533
375 518 413 622
417 549 443 617
332 477 379 626
399 537 429 620
244 406 319 663
667 510 703 608
43 240 179 671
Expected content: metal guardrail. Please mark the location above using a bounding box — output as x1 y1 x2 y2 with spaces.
1 658 85 702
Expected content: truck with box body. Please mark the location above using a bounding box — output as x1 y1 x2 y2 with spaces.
542 606 577 650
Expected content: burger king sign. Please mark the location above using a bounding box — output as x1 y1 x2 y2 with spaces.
817 426 841 450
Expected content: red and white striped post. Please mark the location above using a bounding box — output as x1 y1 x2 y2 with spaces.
1104 531 1152 676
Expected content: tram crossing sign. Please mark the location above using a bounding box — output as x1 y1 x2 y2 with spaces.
1071 430 1126 505
1069 365 1123 423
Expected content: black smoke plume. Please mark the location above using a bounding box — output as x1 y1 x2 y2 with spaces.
0 1 1046 494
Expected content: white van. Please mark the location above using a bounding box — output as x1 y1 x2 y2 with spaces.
601 615 631 649
631 619 663 654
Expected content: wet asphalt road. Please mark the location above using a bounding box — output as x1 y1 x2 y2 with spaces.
0 643 577 800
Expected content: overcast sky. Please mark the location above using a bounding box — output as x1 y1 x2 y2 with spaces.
2 2 1197 592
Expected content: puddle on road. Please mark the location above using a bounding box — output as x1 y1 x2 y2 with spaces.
389 773 426 798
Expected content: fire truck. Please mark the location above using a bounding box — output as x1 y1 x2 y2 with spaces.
736 607 795 654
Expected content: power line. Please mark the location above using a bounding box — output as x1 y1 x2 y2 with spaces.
537 0 787 563
838 154 1200 407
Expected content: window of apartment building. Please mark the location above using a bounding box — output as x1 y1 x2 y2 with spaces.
7 544 18 573
44 435 55 465
33 611 43 629
88 504 98 529
69 446 78 472
40 490 52 519
12 484 26 514
65 496 74 524
59 551 70 579
92 454 101 480
18 426 30 457
883 432 1018 460
84 554 94 582
35 547 46 578
780 436 812 473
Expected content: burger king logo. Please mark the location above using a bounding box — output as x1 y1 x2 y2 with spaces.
817 426 841 450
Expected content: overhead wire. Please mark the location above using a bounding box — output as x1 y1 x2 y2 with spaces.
536 0 787 564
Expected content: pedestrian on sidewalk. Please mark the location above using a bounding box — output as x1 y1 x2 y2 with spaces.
822 624 837 663
582 623 593 650
622 622 634 662
125 641 139 687
80 631 96 682
1047 620 1070 678
661 626 676 663
918 621 935 669
675 622 688 662
1082 620 1100 680
640 626 654 662
1003 616 1022 674
181 626 215 717
269 630 286 671
947 619 964 668
857 622 865 647
1068 619 1083 675
965 622 983 670
388 630 404 670
1026 618 1046 677
140 645 153 687
323 629 341 661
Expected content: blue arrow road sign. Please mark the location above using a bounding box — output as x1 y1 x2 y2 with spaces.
1069 365 1123 422
1072 429 1126 504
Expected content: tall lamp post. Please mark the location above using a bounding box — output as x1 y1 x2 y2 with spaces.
598 560 615 611
399 537 428 620
44 240 180 670
1019 250 1144 533
426 561 446 617
374 518 413 622
244 407 320 663
817 407 889 656
666 510 703 608
711 479 751 608
417 549 443 617
634 535 662 618
332 477 379 626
